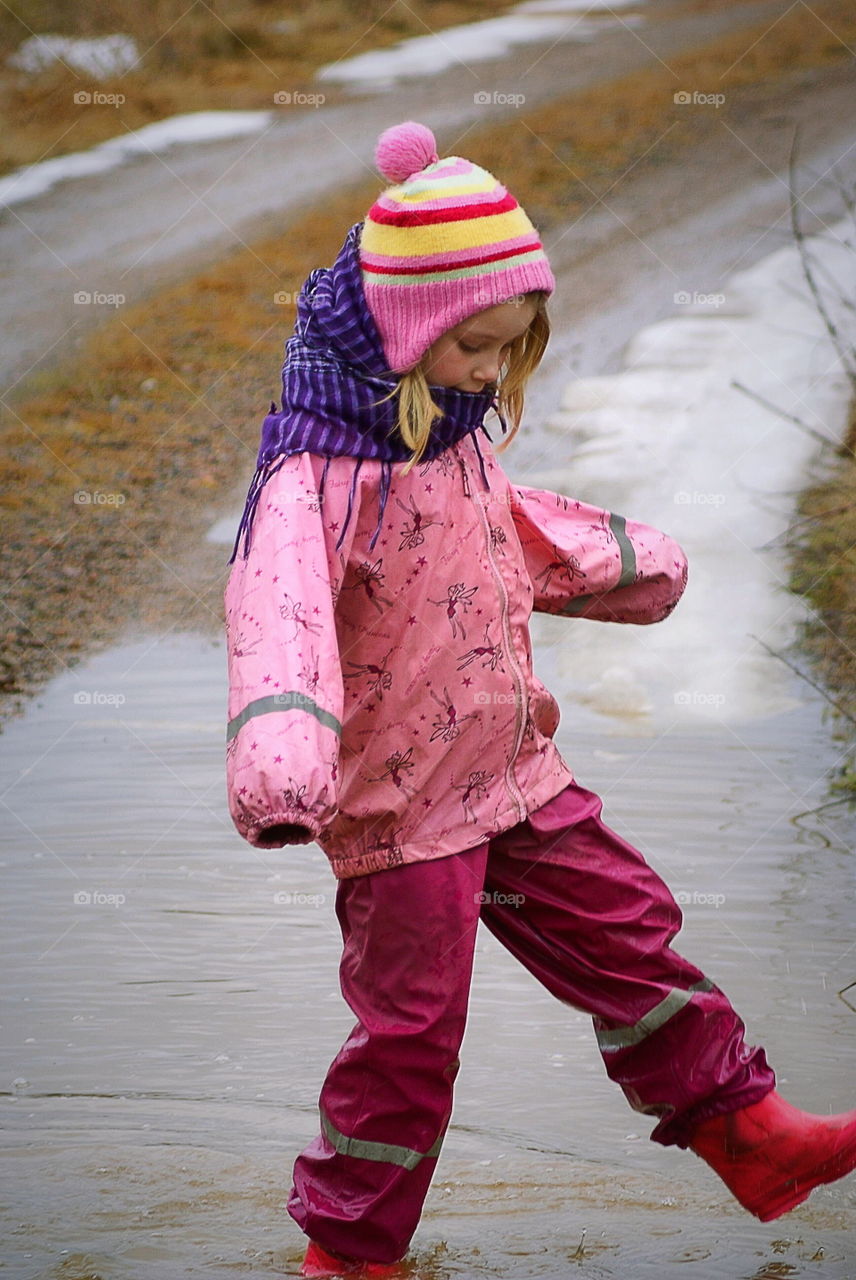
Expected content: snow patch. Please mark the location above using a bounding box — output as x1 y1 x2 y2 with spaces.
0 111 273 208
517 0 642 9
533 220 856 725
316 3 645 88
7 33 141 79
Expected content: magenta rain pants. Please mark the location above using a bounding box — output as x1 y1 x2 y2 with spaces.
287 781 775 1264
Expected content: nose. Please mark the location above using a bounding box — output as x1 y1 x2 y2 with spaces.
473 355 500 384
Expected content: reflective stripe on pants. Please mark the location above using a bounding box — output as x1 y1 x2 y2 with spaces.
594 977 715 1052
319 1099 448 1170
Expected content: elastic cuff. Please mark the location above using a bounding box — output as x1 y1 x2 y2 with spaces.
248 809 322 847
651 1076 777 1148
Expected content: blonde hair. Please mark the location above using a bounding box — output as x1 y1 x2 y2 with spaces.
374 291 550 476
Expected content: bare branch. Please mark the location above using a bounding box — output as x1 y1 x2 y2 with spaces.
788 128 856 392
751 633 856 727
731 377 838 449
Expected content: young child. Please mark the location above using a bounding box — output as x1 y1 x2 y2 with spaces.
223 121 856 1278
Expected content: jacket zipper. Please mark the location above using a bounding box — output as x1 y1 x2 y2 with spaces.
460 453 528 824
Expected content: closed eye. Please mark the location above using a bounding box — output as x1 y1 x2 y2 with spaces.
459 340 514 355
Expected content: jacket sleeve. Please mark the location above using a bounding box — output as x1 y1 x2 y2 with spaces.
509 484 688 623
223 452 359 849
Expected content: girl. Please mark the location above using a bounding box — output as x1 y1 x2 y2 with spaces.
223 121 856 1278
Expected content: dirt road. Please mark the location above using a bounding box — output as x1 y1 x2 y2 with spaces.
1 0 815 395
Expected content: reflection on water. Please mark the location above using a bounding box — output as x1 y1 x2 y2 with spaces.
1 630 854 1278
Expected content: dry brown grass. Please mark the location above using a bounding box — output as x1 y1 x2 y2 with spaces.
0 0 517 175
790 402 856 779
1 0 855 722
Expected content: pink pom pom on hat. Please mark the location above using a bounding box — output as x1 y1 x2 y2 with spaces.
360 120 555 374
374 120 439 183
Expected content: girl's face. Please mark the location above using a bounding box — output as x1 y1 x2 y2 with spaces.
420 297 539 393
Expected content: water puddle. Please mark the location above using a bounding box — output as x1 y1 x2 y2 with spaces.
1 625 854 1277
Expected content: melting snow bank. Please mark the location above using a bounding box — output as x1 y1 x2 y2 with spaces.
0 110 273 209
316 0 644 89
6 33 141 78
527 217 856 726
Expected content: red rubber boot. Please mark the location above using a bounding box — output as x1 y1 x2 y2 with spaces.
689 1089 856 1221
300 1240 409 1278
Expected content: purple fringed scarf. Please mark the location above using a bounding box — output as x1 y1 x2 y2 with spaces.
228 220 505 565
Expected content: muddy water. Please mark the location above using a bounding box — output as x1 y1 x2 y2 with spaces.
1 621 854 1279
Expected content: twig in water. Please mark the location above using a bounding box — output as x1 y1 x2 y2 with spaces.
731 379 838 449
756 503 856 551
777 267 854 318
790 795 854 824
839 982 856 1013
750 634 856 727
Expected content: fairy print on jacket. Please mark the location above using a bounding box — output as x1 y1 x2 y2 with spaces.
224 427 689 880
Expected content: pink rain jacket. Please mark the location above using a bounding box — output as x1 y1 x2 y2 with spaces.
224 430 688 879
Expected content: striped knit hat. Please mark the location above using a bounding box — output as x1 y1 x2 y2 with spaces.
360 120 555 374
